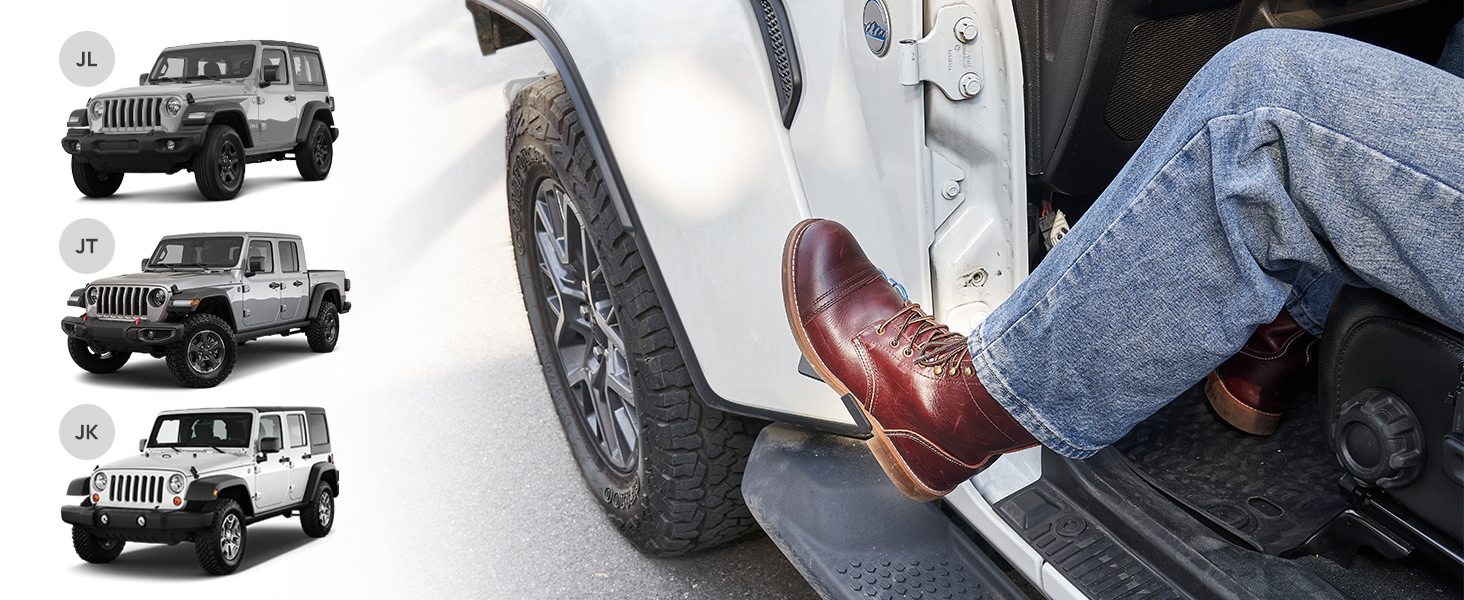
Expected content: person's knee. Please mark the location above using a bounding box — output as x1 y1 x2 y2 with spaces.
1197 29 1349 108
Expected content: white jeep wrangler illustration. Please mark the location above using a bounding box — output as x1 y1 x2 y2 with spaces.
61 232 351 388
61 407 339 575
62 40 338 200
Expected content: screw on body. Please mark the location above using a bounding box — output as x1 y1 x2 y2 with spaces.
954 17 978 44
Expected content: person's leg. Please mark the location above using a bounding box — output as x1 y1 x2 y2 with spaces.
1438 19 1464 78
971 28 1464 458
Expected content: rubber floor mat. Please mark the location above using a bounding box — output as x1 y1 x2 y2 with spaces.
1113 382 1348 555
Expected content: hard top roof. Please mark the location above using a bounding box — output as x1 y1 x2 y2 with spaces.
163 40 321 52
160 232 301 240
158 407 327 415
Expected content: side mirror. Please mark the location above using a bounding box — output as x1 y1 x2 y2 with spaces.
259 437 281 454
141 258 151 271
262 64 280 84
138 73 149 86
246 255 265 276
139 439 147 452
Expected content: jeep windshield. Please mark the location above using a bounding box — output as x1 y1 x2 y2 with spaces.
147 236 244 270
148 412 253 449
149 45 257 83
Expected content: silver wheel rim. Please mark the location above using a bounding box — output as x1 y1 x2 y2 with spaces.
318 491 333 527
531 179 638 473
187 330 225 374
220 514 241 561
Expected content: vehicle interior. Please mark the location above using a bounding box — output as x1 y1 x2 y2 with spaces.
1016 0 1463 596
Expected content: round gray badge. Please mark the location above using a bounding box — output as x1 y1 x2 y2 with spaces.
60 32 115 87
60 404 115 461
60 218 115 274
862 0 892 57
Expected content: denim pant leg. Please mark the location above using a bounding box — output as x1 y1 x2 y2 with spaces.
969 29 1464 458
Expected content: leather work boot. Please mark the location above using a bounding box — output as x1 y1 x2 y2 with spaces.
1206 309 1319 435
781 219 1039 502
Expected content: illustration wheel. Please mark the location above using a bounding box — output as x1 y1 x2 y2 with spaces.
295 119 333 181
68 338 131 374
194 498 246 575
300 481 335 538
305 301 339 353
165 313 237 388
509 75 763 556
72 526 125 563
71 157 124 198
194 125 245 200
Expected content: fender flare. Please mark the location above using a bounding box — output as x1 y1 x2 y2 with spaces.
306 463 339 498
168 288 237 330
184 474 250 503
68 287 87 308
468 0 868 436
186 100 255 148
67 476 90 496
307 282 341 319
294 102 335 143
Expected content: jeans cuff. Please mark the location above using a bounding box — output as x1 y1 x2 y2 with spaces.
969 326 1101 459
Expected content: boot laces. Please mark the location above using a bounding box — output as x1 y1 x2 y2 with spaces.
878 302 970 370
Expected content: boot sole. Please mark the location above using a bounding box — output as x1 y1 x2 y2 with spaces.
781 219 957 503
1205 372 1281 436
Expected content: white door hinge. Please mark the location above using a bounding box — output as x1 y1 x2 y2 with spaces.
899 4 984 101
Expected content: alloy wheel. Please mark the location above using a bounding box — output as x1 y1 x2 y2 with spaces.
219 140 239 187
313 128 332 171
530 178 638 473
318 491 333 527
220 514 241 561
187 330 225 374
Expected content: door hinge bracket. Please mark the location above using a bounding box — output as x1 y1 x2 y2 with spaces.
898 4 984 101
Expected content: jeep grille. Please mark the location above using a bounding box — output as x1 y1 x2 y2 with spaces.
107 473 166 506
95 285 155 320
97 97 166 133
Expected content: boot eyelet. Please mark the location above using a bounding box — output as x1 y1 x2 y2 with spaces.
875 326 886 336
902 347 914 357
890 338 900 348
963 366 974 377
933 366 944 376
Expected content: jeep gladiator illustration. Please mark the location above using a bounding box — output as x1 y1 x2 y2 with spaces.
62 40 339 201
62 407 339 575
61 232 351 388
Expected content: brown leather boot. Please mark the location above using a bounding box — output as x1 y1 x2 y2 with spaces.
1206 309 1319 435
782 219 1039 502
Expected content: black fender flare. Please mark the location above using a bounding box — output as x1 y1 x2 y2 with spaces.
68 287 87 308
168 288 236 329
185 101 255 148
306 463 338 498
184 474 250 503
295 102 335 143
67 476 91 496
307 283 341 319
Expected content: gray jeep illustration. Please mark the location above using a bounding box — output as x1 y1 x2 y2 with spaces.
62 407 339 575
61 232 351 388
62 40 338 201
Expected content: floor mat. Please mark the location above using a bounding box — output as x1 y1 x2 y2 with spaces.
1113 382 1348 555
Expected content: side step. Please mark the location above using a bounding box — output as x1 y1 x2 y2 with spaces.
744 424 1028 600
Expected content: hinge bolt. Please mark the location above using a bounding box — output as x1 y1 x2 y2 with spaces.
954 17 978 44
941 180 961 200
959 72 983 98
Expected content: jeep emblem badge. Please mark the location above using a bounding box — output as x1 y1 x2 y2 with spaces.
862 0 892 56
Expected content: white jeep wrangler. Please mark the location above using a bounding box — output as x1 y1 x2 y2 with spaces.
61 407 339 575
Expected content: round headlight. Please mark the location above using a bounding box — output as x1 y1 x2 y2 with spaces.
91 100 105 119
165 96 183 117
86 286 99 305
149 288 167 308
168 473 185 494
93 472 107 491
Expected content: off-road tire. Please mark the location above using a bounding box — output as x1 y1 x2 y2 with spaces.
295 119 333 180
165 313 237 388
194 499 246 575
194 125 245 200
509 75 763 557
72 526 125 563
71 157 124 197
68 338 131 374
300 481 335 538
305 301 339 353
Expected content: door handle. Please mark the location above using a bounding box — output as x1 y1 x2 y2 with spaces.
269 282 283 289
284 95 296 102
302 454 311 460
278 457 290 464
293 280 303 287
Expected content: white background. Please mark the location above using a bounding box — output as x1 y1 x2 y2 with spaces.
0 1 817 597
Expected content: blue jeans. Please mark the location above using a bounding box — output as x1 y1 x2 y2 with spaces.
969 28 1464 459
